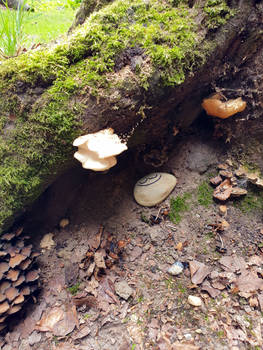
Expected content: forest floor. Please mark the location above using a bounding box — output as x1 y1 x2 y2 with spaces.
0 128 263 350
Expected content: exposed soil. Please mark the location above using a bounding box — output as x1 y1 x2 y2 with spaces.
1 125 263 350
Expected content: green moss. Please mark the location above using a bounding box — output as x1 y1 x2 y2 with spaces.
204 0 235 30
68 282 81 295
169 192 191 224
197 180 213 207
0 0 227 232
235 189 263 213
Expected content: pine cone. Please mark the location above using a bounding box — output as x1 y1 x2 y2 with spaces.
0 228 40 331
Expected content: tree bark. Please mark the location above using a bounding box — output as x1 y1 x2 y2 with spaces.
0 0 262 233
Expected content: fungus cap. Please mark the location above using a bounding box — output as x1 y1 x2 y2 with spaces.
73 128 127 171
202 94 246 119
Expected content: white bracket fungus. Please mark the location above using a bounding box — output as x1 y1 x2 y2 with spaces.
73 128 128 171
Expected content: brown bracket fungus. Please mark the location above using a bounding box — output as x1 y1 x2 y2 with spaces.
73 128 128 171
202 94 246 119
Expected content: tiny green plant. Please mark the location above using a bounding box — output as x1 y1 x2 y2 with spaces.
67 282 80 295
197 180 213 207
0 0 28 57
169 193 191 224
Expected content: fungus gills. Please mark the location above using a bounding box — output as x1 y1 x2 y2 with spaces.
73 128 128 171
202 94 246 119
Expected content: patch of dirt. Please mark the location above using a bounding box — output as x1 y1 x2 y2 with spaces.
1 133 263 350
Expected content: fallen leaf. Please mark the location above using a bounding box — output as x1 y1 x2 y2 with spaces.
73 294 97 308
249 296 258 308
189 260 211 284
219 255 246 273
175 242 183 251
40 233 55 250
201 281 221 298
235 270 263 293
36 307 64 332
87 225 103 250
94 249 106 269
71 325 91 340
36 304 78 337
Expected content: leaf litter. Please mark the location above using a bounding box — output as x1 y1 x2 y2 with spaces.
2 156 263 349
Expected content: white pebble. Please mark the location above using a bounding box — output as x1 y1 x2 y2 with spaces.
188 295 202 307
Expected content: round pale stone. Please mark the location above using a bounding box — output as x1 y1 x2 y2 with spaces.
188 295 202 307
134 172 177 207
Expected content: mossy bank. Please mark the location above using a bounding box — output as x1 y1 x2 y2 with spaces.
0 0 256 232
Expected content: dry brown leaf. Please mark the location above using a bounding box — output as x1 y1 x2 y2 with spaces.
36 307 64 332
201 281 221 298
94 249 106 269
71 325 91 340
235 270 263 293
52 304 79 337
175 242 183 251
211 281 226 290
87 225 103 250
73 294 97 308
249 296 258 308
189 260 211 285
219 255 246 273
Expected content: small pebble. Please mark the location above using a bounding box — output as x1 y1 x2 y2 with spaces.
115 280 134 300
188 295 202 306
184 333 192 341
168 261 184 276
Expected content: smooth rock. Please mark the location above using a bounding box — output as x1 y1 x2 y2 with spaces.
115 280 134 300
187 143 218 173
134 173 177 207
168 261 184 276
188 295 202 307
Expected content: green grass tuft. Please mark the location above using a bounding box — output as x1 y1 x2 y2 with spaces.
68 282 80 295
235 189 263 213
169 193 191 224
197 180 213 207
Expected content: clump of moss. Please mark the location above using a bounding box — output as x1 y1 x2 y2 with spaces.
235 189 263 213
204 0 236 30
169 192 191 224
197 180 213 207
68 282 80 295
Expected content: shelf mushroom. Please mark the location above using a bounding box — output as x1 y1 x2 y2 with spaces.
202 94 246 119
73 128 128 171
